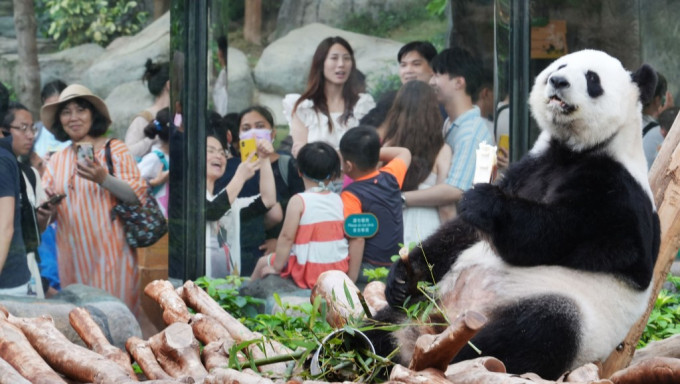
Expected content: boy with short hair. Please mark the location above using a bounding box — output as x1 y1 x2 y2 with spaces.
339 126 411 283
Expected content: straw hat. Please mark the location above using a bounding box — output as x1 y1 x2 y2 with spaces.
40 84 112 130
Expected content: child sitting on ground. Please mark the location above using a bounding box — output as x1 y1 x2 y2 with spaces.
339 126 411 283
250 142 349 289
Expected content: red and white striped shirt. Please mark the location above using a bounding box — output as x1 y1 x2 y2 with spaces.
281 192 349 289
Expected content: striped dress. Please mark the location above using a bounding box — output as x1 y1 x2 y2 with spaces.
281 191 349 289
43 139 146 311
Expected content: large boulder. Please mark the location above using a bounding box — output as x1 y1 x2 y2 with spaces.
255 92 286 126
273 0 425 39
225 46 254 115
80 11 170 99
254 23 401 96
0 284 141 350
105 80 156 140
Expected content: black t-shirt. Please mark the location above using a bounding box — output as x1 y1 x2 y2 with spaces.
0 137 30 288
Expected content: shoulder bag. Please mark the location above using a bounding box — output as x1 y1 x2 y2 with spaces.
105 140 167 247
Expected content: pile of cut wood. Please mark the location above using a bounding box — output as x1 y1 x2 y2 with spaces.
1 274 680 384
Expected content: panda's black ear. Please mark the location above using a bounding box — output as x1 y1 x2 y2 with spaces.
631 64 658 105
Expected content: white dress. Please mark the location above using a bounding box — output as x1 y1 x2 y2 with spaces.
282 93 376 149
402 173 441 246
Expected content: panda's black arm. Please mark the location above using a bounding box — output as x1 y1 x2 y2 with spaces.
385 219 479 306
458 180 658 288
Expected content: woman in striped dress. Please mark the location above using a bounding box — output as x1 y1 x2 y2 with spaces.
40 84 146 312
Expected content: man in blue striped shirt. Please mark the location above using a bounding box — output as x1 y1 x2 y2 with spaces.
430 47 495 200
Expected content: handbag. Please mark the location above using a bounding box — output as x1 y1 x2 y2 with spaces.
105 140 168 248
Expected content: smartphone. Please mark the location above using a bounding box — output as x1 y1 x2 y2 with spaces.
40 194 66 209
240 138 258 162
498 134 510 152
77 143 94 162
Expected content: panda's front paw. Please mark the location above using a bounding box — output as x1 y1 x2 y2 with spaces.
385 259 412 307
458 183 503 233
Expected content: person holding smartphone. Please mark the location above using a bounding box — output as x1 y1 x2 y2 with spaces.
40 84 146 314
0 100 55 297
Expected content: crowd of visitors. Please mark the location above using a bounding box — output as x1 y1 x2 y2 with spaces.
1 35 675 315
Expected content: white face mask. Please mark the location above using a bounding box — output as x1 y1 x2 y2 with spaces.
173 113 182 128
239 128 272 142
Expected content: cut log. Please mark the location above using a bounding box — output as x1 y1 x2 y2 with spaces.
602 117 680 377
145 280 191 325
445 356 507 376
69 307 137 379
203 341 231 372
389 364 453 384
204 367 274 384
363 281 388 316
0 357 31 384
409 310 487 372
126 336 173 381
560 362 602 382
190 314 232 345
147 322 208 380
0 317 66 384
310 270 365 328
609 356 680 384
181 281 290 375
632 334 680 364
7 314 134 383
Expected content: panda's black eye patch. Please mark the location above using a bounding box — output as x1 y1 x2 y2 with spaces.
586 70 604 98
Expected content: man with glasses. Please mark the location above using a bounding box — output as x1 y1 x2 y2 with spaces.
0 101 51 297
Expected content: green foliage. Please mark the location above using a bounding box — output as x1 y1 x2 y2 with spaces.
340 6 430 38
368 72 401 103
194 276 264 319
426 0 448 16
363 267 389 283
639 275 680 348
36 0 148 49
242 294 333 352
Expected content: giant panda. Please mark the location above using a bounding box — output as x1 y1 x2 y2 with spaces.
366 49 661 380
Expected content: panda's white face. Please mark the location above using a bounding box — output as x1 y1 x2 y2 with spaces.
529 49 642 152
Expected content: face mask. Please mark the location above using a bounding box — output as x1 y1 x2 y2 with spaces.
239 128 271 142
173 113 182 128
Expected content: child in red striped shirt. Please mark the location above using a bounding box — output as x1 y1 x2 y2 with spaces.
250 142 348 289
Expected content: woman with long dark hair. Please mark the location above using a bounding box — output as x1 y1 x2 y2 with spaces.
283 36 375 157
382 80 458 245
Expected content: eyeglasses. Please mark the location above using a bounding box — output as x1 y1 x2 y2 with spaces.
207 146 227 158
10 123 38 135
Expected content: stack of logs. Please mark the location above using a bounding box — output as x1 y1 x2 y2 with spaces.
1 273 680 383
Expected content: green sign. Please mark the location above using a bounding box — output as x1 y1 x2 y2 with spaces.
344 213 378 238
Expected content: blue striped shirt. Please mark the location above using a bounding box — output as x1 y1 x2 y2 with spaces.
444 106 495 190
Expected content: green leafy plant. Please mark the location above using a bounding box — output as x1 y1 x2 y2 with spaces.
340 6 430 38
426 0 448 16
37 0 148 49
194 276 264 319
639 275 680 348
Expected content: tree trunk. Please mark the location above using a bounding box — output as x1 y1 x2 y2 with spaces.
601 113 680 377
12 0 40 119
153 0 170 20
244 0 262 45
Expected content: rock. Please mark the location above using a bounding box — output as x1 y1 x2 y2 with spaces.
225 46 254 115
273 0 425 40
105 80 155 140
253 23 401 96
0 284 141 350
0 15 14 38
254 92 286 126
39 44 106 87
81 11 170 99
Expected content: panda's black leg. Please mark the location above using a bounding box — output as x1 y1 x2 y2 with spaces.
452 294 581 380
385 219 479 306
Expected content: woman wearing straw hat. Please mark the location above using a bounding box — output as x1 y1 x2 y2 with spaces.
40 84 146 313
